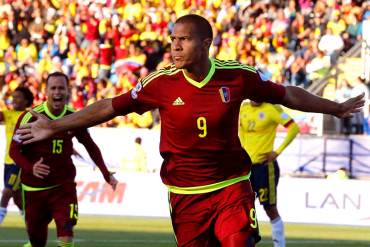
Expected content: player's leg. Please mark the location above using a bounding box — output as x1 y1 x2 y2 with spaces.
24 190 52 247
169 192 220 247
214 181 261 247
52 184 78 247
0 164 21 224
261 161 285 247
11 166 23 210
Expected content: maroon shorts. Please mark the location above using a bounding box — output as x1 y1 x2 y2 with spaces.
169 180 260 247
23 183 78 244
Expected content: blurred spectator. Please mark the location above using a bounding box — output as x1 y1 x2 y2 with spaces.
318 28 344 65
335 79 353 135
361 7 370 82
350 76 370 134
0 0 368 130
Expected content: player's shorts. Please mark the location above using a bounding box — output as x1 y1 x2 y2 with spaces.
3 163 21 190
169 180 261 247
250 161 280 206
23 182 78 243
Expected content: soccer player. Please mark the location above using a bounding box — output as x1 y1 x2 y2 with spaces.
0 86 34 224
16 15 364 247
10 72 118 247
239 101 300 247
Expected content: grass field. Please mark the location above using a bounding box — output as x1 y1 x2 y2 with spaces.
1 213 370 247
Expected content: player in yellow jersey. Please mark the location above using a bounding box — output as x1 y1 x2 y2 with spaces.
0 86 34 224
239 101 299 247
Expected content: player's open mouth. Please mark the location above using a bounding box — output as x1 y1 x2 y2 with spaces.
53 96 64 102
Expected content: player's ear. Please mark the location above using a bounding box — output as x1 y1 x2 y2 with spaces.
202 38 212 50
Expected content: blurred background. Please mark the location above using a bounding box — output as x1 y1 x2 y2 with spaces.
0 0 370 245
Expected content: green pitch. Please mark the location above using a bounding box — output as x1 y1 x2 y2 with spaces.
1 213 370 246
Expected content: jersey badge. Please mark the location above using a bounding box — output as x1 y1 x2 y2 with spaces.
130 82 143 100
172 97 185 106
219 87 230 103
258 112 265 119
281 112 289 120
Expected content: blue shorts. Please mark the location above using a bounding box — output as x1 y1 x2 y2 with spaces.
3 163 21 190
250 161 280 206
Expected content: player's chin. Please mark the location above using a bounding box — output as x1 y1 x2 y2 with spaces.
173 61 186 69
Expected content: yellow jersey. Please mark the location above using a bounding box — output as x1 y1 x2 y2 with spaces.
2 109 23 164
239 102 294 164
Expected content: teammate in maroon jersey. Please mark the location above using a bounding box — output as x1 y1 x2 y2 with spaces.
10 72 118 247
16 15 364 247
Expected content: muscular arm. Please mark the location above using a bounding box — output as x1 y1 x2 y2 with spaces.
9 114 34 174
17 99 118 144
51 98 117 132
282 86 364 118
275 121 299 155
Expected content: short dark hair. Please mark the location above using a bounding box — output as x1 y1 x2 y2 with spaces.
46 71 69 87
14 86 34 107
175 14 213 40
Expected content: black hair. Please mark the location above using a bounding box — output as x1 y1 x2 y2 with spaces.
46 71 69 87
175 14 213 40
14 86 34 107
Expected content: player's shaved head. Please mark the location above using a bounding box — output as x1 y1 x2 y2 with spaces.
46 71 69 87
175 14 213 41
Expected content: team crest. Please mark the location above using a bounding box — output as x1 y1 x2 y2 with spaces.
219 87 230 103
258 112 265 119
130 81 142 100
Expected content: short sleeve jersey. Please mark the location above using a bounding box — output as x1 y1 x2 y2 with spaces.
112 58 286 187
3 109 23 164
239 102 293 164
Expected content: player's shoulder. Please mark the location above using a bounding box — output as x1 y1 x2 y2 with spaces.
140 64 180 87
213 58 257 73
17 104 43 125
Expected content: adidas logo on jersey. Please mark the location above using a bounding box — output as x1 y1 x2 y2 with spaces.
172 97 185 106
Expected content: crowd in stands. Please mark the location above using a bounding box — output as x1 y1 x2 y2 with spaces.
0 0 369 129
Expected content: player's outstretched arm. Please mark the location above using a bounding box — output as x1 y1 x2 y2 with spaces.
282 86 364 118
17 98 117 144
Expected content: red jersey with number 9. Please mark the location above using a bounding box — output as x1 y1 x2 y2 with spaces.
112 58 285 187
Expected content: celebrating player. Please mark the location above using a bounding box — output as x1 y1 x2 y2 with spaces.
10 72 117 247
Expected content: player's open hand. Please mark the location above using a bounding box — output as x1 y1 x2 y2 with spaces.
16 110 54 144
109 172 118 190
33 157 50 179
335 93 365 118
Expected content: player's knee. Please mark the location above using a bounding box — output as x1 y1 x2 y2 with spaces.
264 205 279 220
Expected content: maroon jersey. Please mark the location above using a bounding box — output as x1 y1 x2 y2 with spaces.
10 102 110 188
112 59 286 188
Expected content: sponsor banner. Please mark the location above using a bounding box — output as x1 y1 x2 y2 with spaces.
1 168 370 225
269 177 370 226
74 170 170 217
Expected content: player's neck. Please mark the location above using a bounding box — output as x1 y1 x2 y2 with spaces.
46 101 65 116
183 58 211 82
